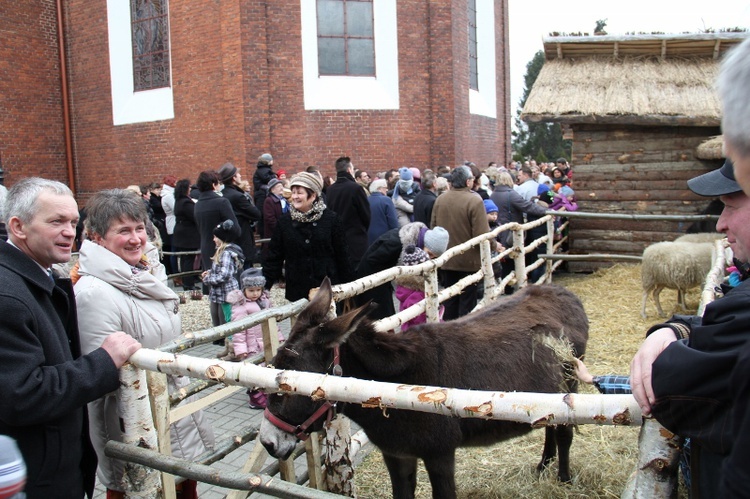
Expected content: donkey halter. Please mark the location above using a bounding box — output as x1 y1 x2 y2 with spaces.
264 346 341 441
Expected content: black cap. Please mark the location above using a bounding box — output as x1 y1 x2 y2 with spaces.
687 159 742 197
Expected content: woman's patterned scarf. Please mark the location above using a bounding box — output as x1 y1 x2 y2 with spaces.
290 199 326 223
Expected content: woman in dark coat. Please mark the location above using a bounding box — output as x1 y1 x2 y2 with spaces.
263 172 352 302
193 170 240 273
172 179 201 290
218 162 262 268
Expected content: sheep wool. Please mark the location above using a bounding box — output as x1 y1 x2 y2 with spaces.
641 241 716 318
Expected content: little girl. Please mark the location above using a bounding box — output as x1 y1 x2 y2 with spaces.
226 268 277 408
202 219 245 329
226 268 272 361
394 245 443 331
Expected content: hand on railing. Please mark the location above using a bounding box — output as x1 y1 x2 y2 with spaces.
102 332 142 368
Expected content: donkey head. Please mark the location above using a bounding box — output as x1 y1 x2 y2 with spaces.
260 277 373 459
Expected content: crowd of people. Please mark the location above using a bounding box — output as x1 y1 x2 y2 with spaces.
1 36 748 499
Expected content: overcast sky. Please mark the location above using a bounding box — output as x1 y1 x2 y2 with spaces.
508 1 750 117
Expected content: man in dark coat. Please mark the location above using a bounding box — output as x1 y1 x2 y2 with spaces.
0 178 140 498
193 170 241 273
325 156 371 268
413 171 439 225
631 160 750 497
218 162 262 268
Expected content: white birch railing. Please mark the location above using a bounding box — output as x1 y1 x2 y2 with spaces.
107 215 727 498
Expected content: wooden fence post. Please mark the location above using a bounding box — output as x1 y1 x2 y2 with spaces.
118 363 162 498
424 266 441 323
512 227 527 289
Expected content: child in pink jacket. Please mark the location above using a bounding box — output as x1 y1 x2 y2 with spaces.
394 245 444 331
226 268 280 408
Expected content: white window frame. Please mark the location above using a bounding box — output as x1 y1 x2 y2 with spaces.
468 0 496 118
300 0 400 110
107 0 174 125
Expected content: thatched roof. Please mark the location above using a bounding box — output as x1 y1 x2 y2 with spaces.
522 33 748 126
696 135 725 159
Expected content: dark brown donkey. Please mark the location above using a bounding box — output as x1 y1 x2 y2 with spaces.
260 278 589 499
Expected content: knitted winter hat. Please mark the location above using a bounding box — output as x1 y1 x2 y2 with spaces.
409 167 421 181
422 226 449 257
290 172 323 197
0 435 25 498
560 185 575 197
258 153 273 165
213 219 238 243
241 267 266 289
483 199 498 214
401 245 429 266
398 167 413 181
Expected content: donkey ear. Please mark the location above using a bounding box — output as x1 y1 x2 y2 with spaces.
297 277 335 326
317 302 373 348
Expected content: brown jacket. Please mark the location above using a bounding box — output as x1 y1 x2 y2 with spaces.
430 187 490 272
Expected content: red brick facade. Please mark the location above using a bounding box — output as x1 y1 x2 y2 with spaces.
0 0 68 186
1 0 511 200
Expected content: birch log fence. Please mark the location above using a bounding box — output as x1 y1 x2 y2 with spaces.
104 214 726 499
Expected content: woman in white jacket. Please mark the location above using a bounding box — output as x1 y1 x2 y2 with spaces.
75 189 214 498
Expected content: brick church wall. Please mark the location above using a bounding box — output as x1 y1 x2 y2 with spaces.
0 0 67 185
5 0 510 198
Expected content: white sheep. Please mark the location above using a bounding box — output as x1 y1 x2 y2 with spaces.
640 240 716 318
674 232 725 244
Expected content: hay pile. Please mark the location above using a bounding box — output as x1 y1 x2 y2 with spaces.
353 264 696 498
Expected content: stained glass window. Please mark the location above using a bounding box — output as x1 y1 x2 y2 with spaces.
468 0 478 90
131 0 171 91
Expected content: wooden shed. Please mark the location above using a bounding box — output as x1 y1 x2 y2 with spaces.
521 32 747 271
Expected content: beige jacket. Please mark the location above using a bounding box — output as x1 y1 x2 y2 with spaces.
75 240 214 491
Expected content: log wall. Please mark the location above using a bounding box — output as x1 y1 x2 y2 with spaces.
567 125 722 272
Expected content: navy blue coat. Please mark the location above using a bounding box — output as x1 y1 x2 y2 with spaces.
367 192 399 246
0 241 120 498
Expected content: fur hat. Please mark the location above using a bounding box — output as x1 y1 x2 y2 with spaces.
483 199 498 214
218 162 238 183
258 153 273 166
398 167 413 181
241 267 266 289
213 219 237 243
423 226 449 257
401 244 429 266
290 172 323 197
